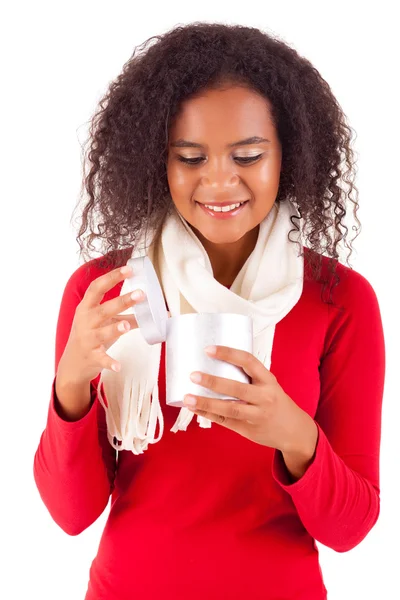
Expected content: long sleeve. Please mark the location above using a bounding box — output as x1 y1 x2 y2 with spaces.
272 266 385 552
33 261 117 535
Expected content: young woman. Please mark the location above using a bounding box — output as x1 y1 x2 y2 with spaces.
33 22 385 600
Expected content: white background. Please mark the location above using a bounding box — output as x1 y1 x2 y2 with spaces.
2 1 399 598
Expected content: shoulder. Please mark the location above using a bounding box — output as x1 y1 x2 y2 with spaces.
325 258 380 319
301 247 383 355
303 246 380 313
302 248 383 359
63 248 131 300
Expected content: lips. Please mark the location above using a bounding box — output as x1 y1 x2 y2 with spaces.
196 200 249 207
196 200 249 220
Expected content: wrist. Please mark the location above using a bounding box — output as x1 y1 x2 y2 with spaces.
54 376 94 422
281 415 318 481
56 373 92 392
56 356 93 390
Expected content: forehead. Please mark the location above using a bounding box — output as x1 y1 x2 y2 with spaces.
169 86 277 144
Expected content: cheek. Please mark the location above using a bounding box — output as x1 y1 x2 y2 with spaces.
252 159 281 193
167 163 195 197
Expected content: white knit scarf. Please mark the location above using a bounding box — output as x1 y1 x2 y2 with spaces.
97 199 304 455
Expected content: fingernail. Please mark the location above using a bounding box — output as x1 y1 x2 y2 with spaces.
120 266 132 275
112 363 121 372
131 289 144 301
190 372 202 384
184 395 197 406
205 345 217 355
118 321 130 332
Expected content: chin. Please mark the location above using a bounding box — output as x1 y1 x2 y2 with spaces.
193 224 248 245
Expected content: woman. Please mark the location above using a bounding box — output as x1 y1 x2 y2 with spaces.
33 22 385 600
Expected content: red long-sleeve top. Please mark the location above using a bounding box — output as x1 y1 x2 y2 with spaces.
33 248 385 600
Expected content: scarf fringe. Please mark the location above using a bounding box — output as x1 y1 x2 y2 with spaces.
98 334 166 455
170 407 212 432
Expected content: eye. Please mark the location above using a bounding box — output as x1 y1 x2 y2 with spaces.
235 154 263 164
177 154 263 166
177 156 204 165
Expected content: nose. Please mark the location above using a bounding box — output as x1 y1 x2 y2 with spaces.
200 157 240 190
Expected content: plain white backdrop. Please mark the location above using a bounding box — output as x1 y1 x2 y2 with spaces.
2 1 399 598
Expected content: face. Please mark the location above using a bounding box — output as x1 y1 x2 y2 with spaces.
166 85 282 248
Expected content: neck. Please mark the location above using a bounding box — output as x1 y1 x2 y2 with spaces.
194 226 260 287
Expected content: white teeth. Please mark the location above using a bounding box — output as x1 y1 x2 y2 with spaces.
204 202 244 212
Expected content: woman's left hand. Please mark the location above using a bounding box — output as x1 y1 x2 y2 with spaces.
184 345 318 472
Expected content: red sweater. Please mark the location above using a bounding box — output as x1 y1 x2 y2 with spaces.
33 249 385 600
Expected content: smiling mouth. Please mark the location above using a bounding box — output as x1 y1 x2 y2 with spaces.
195 199 249 219
196 200 249 213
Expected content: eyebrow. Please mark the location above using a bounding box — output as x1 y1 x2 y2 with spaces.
170 136 271 149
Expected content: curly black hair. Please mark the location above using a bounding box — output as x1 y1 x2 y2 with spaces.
74 22 361 304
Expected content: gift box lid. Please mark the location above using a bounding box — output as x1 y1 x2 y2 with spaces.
125 256 168 345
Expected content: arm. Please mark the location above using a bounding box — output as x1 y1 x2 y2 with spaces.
272 267 385 552
33 261 118 535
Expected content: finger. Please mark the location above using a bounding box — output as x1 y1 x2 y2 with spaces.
93 345 122 373
190 411 254 436
190 371 259 405
83 265 133 308
113 314 139 328
183 394 259 422
90 319 133 352
90 289 145 327
205 345 273 384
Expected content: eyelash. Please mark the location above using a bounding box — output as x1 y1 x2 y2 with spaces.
177 154 263 166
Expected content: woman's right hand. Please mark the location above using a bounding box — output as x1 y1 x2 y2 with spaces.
56 264 145 388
